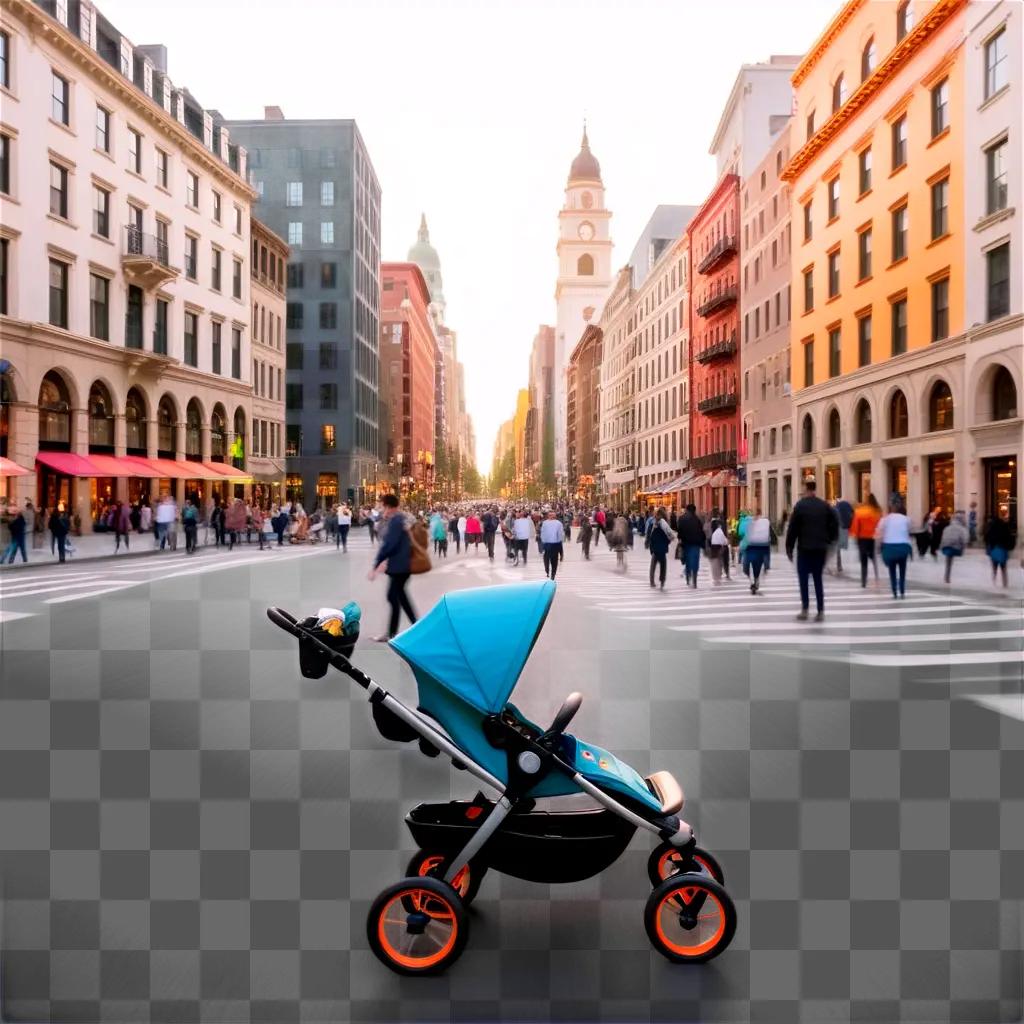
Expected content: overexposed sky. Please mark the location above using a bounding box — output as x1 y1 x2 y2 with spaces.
103 0 837 472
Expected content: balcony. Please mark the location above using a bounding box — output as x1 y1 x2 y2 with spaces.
690 449 737 471
696 285 738 319
121 227 178 289
696 234 737 275
694 334 738 364
697 391 738 414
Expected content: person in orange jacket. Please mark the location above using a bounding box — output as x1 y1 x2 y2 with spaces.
850 493 882 587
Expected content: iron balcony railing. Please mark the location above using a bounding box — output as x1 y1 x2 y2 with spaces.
690 449 737 471
124 226 170 267
697 392 738 414
694 334 738 364
696 234 737 275
696 285 738 318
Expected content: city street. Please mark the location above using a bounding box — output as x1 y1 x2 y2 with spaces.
2 532 1021 1023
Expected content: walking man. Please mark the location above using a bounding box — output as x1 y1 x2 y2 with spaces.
512 509 532 565
4 503 28 563
482 507 498 561
646 506 674 589
368 493 418 641
540 509 565 580
676 504 706 587
785 478 838 621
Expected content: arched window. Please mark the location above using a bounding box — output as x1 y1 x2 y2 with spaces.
897 0 913 41
0 369 13 458
827 408 841 448
211 406 226 459
889 390 909 438
992 366 1018 421
929 381 954 431
832 73 847 113
801 413 815 454
855 399 872 444
88 381 115 449
39 372 71 445
769 427 777 455
157 396 176 455
186 399 202 457
577 253 594 276
782 424 793 452
125 388 147 452
861 37 877 80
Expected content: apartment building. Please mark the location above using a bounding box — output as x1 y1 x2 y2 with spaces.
566 324 602 494
0 0 255 523
596 266 635 506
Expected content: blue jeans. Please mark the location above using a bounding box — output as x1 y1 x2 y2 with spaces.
157 522 169 549
796 549 826 612
683 543 702 582
746 544 769 581
4 537 27 563
887 556 907 596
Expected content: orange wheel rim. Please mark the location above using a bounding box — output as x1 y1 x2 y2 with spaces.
417 855 470 898
654 886 727 958
658 851 714 881
377 888 458 969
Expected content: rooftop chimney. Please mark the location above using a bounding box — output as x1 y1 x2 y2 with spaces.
264 106 285 121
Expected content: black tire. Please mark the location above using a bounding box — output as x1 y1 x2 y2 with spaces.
647 842 725 888
367 876 469 975
645 873 737 964
405 850 486 906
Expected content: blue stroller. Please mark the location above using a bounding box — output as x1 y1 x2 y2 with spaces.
268 580 735 974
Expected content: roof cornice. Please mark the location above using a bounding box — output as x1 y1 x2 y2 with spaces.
791 0 867 87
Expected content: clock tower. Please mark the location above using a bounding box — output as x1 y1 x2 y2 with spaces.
554 127 612 479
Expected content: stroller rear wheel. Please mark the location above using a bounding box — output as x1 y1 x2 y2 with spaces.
367 876 469 975
645 873 736 964
647 842 724 888
406 849 485 906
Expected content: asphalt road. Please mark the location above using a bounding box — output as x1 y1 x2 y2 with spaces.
1 529 1021 1023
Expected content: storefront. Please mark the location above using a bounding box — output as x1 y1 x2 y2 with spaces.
928 453 955 516
887 458 907 506
317 473 339 506
286 474 304 506
984 456 1017 529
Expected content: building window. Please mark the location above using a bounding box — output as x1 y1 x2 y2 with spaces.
185 235 198 280
896 0 913 41
321 221 334 245
986 138 1008 215
891 116 907 171
286 384 303 410
286 342 303 370
828 326 841 378
0 238 7 316
95 106 110 152
801 413 815 453
992 366 1017 421
828 408 841 448
931 276 949 342
154 299 168 355
855 400 872 444
89 273 109 340
930 178 948 240
49 161 68 218
985 27 1008 99
891 297 908 355
0 31 9 90
861 37 876 81
319 383 337 410
231 327 241 379
184 311 198 367
288 263 304 288
319 342 337 369
156 148 168 188
858 147 872 195
212 190 222 223
319 302 337 329
321 262 337 289
803 201 812 241
288 222 302 246
931 79 949 137
803 339 814 387
0 134 9 196
210 246 221 291
986 242 1010 321
827 177 840 220
128 128 142 174
321 424 336 452
828 250 840 298
51 71 69 125
803 267 814 312
287 303 303 330
832 73 847 113
234 206 242 235
929 381 954 431
232 258 242 299
857 313 872 367
806 110 815 141
184 171 198 208
92 184 109 238
320 148 337 169
890 389 909 438
321 181 334 206
212 320 222 374
286 181 303 206
858 227 872 280
891 204 908 262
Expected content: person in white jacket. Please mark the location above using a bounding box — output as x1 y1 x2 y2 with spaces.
743 512 773 594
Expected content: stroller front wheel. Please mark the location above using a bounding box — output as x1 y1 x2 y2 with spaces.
647 842 725 888
645 874 736 964
406 849 486 906
367 876 469 975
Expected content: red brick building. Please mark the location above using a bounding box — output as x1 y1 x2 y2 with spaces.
380 263 439 491
687 173 741 517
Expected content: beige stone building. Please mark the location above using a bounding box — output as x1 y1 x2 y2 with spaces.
596 266 635 506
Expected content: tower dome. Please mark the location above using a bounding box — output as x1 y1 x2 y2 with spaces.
568 127 602 185
408 213 441 270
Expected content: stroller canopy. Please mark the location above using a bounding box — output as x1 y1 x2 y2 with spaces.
389 581 555 714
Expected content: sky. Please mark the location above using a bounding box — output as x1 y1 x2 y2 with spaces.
103 0 839 473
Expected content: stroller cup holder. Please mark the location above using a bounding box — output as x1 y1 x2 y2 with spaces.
296 617 358 679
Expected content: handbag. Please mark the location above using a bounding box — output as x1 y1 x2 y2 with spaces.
408 521 431 574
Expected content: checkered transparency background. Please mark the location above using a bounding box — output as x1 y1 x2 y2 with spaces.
1 554 1021 1023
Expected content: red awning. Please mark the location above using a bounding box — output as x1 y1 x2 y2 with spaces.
0 456 33 477
202 461 252 482
36 452 106 476
151 458 217 480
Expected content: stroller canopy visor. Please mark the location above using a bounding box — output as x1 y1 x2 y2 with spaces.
389 581 555 714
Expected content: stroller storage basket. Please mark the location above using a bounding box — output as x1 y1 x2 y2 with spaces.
406 800 638 884
298 622 358 679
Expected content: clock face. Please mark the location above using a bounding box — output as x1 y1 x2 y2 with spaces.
581 191 594 209
578 221 595 241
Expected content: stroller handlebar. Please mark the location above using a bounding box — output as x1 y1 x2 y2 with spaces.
266 606 373 690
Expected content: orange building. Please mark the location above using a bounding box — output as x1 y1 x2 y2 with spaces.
783 0 968 513
380 263 439 491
